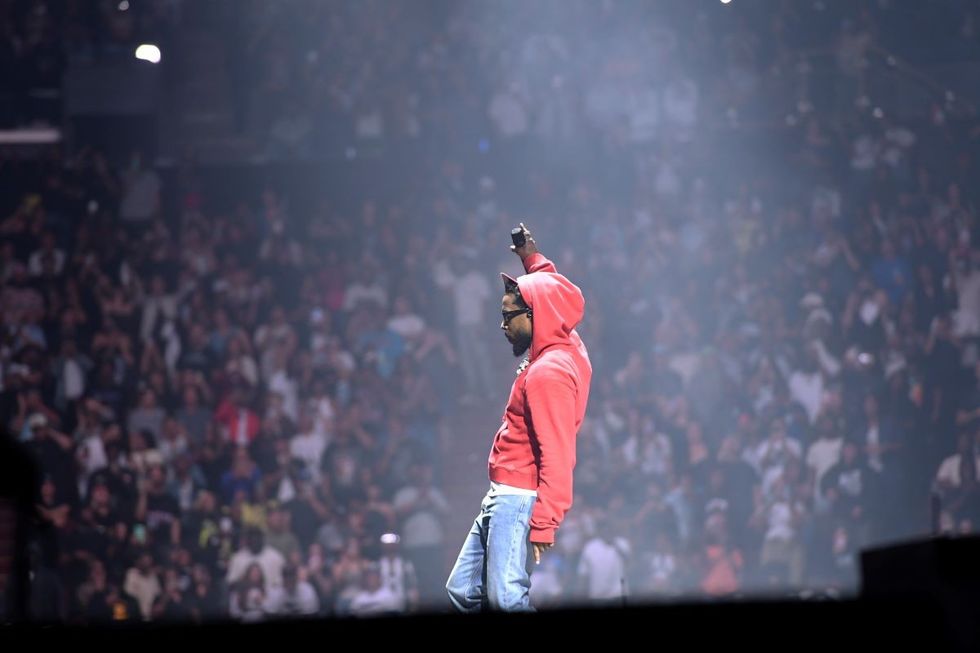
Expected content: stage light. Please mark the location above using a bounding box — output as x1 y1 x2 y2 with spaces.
135 44 161 64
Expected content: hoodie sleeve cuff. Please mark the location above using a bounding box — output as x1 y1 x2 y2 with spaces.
530 526 556 545
522 252 547 273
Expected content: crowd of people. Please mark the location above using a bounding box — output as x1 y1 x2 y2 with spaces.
1 0 980 622
221 0 978 157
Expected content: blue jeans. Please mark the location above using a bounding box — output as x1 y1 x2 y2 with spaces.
446 489 537 612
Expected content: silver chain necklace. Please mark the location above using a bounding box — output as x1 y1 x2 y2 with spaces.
516 356 530 376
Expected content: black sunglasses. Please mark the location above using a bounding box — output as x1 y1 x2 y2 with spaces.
501 308 531 325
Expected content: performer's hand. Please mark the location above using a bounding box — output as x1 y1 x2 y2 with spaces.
531 541 553 565
511 222 539 261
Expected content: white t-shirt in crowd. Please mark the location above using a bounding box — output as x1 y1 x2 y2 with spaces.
308 395 335 438
393 486 449 548
807 437 843 492
78 433 108 476
378 556 416 611
752 437 802 476
765 501 796 542
864 423 884 472
789 370 824 424
577 536 630 600
936 453 980 488
226 546 286 588
953 268 980 337
387 313 425 341
433 263 490 327
264 582 320 616
268 370 299 422
123 568 161 620
63 358 86 400
649 552 677 585
348 585 402 615
290 430 327 479
343 282 388 311
529 561 563 606
29 248 65 277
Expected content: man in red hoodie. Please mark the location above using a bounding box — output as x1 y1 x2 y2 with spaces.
446 224 592 612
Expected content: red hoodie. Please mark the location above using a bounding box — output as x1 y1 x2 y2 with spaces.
488 252 592 544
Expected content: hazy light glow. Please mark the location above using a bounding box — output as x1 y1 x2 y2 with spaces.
135 44 162 64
